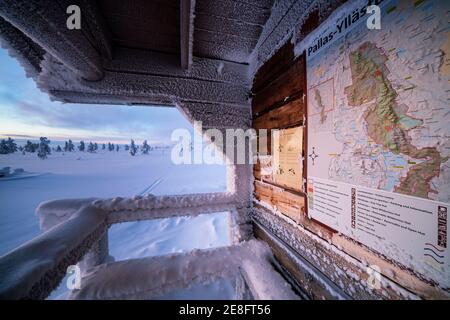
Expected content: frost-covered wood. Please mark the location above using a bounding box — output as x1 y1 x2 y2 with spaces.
0 0 104 81
37 194 239 226
103 47 250 87
250 0 344 77
38 54 249 106
68 240 299 300
36 198 99 231
75 0 113 60
178 101 251 129
250 0 301 75
180 0 195 70
0 205 108 300
193 0 273 63
253 220 349 300
3 192 248 299
93 193 237 213
0 17 44 79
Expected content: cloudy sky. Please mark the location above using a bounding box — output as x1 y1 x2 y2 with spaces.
0 48 192 144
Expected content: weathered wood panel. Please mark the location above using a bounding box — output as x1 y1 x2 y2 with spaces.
252 99 305 157
253 98 304 130
252 41 295 93
251 0 298 71
105 14 179 36
253 161 264 180
0 0 104 81
252 56 305 117
180 0 194 70
257 132 272 155
254 181 304 223
252 51 306 225
295 6 319 42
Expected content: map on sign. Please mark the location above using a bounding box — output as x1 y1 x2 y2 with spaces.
307 0 450 203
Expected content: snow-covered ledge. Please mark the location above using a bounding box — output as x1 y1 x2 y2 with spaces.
36 192 241 229
68 240 298 300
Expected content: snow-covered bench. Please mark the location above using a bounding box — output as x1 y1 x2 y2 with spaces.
0 194 297 300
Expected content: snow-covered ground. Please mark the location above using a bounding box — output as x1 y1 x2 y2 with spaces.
1 148 233 299
0 149 228 258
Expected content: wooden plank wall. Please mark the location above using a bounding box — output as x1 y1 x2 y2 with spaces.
251 42 307 224
250 5 450 298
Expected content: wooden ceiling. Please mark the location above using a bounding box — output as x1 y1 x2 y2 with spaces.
193 0 273 63
98 0 180 54
97 0 275 64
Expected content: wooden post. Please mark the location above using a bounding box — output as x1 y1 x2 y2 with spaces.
180 0 194 70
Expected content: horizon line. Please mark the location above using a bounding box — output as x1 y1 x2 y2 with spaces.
0 133 173 145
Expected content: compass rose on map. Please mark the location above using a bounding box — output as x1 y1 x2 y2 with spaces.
309 147 319 165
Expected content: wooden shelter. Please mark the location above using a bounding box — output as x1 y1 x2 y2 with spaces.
0 0 449 300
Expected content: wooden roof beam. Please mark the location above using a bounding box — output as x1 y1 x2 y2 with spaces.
0 0 106 81
180 0 195 70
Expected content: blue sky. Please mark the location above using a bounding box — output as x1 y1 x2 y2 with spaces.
0 48 192 144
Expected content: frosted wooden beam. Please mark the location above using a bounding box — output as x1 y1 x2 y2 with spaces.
0 0 104 81
180 0 195 70
76 0 113 60
39 52 250 106
103 47 250 87
0 17 44 79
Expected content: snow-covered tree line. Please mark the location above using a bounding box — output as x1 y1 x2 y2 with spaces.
0 138 18 154
37 137 51 160
0 137 155 159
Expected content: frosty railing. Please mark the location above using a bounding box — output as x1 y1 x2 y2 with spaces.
67 239 298 300
0 193 243 299
0 205 108 299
